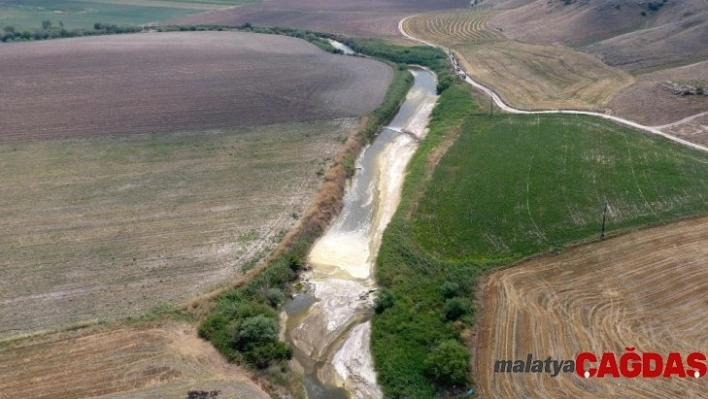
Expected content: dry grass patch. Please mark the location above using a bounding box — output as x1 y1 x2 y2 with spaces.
0 119 356 340
0 321 270 399
475 216 708 398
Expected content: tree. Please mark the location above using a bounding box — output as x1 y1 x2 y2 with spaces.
3 26 15 34
234 314 278 349
424 340 470 386
41 20 52 30
94 22 103 30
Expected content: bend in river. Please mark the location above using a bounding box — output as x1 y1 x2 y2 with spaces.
283 68 438 398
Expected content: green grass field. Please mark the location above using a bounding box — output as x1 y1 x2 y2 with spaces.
371 85 708 398
0 0 199 31
414 113 708 264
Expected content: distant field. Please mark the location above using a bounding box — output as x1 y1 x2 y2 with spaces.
174 0 469 37
0 0 200 31
402 10 504 46
0 118 355 340
0 31 392 142
0 321 270 399
414 114 708 262
476 216 708 398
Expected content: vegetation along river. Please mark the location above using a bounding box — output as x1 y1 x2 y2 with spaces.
283 67 438 398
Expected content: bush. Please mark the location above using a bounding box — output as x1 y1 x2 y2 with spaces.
374 288 395 313
444 297 470 321
424 340 470 386
267 288 285 307
440 281 459 298
234 314 278 349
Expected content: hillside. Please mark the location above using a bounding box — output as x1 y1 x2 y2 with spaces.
486 0 708 70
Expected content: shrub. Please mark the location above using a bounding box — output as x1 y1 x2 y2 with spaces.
424 340 470 386
267 288 285 307
374 288 395 313
234 314 278 349
440 281 459 299
444 297 470 321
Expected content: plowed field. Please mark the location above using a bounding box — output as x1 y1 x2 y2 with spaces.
175 0 468 37
476 216 708 398
0 31 392 142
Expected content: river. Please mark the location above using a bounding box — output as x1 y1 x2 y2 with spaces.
282 68 438 398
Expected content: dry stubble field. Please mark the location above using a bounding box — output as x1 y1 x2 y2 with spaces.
0 321 270 399
403 10 634 110
476 216 708 398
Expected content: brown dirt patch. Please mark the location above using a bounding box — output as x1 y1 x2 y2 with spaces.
608 61 708 126
475 216 708 397
173 0 469 37
0 31 392 143
0 321 270 399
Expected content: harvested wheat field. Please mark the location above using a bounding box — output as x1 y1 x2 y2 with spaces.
475 216 708 398
0 31 392 142
402 10 504 46
0 321 269 399
174 0 468 37
403 10 634 110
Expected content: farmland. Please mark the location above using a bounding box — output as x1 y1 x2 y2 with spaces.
0 321 270 399
0 32 392 142
413 113 708 262
403 10 634 110
174 0 469 37
0 118 358 340
475 216 708 398
0 0 206 32
372 83 708 397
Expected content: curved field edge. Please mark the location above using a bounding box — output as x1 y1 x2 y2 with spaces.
371 85 708 397
194 58 414 393
475 216 708 398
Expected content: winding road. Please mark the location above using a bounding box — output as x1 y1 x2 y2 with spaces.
398 16 708 153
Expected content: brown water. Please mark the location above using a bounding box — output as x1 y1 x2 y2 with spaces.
283 69 437 398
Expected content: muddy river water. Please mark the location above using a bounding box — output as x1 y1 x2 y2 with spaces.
282 68 438 398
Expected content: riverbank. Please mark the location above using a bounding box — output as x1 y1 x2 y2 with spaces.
285 69 438 398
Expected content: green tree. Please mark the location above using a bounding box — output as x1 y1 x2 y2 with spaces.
3 26 15 34
424 340 470 386
41 20 52 30
233 314 278 349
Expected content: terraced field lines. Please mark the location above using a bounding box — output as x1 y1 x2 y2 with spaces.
403 10 504 46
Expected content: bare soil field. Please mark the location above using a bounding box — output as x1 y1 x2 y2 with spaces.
0 31 392 142
475 216 708 398
174 0 468 37
0 321 270 399
0 118 356 340
608 60 708 126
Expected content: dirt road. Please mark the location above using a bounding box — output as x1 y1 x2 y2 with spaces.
398 16 708 154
